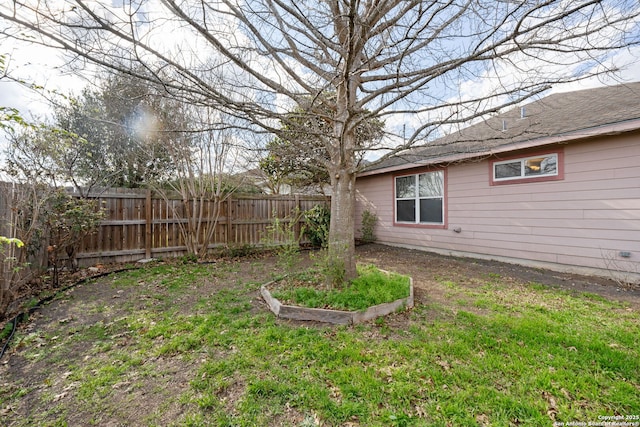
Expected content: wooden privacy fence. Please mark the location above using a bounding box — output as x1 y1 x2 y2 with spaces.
74 189 329 266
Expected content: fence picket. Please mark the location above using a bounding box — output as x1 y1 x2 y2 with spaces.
0 182 328 267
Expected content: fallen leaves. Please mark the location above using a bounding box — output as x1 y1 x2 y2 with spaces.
476 413 490 426
0 404 15 416
53 391 68 402
326 380 342 403
414 404 427 418
435 358 451 371
542 391 558 421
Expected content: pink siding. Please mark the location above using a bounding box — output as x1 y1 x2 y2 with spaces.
355 133 640 280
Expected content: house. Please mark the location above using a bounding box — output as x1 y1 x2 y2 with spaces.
355 82 640 283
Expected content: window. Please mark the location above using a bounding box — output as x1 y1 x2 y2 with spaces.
491 151 563 185
395 170 444 225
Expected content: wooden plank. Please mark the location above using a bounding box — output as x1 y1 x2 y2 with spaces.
261 278 413 325
294 194 301 242
71 191 328 259
145 190 152 258
76 248 147 258
278 305 353 324
152 198 161 249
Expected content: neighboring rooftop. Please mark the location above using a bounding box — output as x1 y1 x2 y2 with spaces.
363 82 640 175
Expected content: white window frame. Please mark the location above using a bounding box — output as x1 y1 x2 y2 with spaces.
493 153 559 182
394 170 444 225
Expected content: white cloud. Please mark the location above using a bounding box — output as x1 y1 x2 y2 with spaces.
549 47 640 94
1 54 81 116
0 35 88 152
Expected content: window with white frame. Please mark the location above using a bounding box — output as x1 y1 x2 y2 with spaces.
395 170 444 224
493 153 558 181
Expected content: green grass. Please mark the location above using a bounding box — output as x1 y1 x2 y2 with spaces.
1 261 639 426
0 320 13 341
271 264 411 311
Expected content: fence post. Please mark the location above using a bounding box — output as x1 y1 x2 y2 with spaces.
226 197 233 245
145 189 152 259
294 194 301 242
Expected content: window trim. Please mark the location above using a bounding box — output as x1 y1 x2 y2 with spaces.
393 168 447 229
489 149 564 186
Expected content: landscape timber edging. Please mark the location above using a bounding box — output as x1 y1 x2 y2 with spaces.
260 274 414 325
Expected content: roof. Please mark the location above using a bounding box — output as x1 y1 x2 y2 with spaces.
361 82 640 176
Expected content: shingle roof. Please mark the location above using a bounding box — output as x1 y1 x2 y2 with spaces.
364 82 640 174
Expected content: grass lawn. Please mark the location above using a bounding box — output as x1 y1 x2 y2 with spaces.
270 264 411 311
1 249 639 426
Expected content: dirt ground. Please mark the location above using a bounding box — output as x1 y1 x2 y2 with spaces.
356 244 640 310
1 243 639 426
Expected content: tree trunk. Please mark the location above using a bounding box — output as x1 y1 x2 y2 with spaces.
327 167 357 285
327 36 361 285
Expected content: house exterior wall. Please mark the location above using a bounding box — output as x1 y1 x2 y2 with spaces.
355 132 640 281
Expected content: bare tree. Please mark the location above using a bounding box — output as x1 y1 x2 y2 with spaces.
1 0 638 282
152 106 245 259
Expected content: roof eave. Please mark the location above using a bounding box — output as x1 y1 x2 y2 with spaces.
357 118 640 178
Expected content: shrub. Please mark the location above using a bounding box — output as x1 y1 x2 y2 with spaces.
46 190 105 284
224 243 258 258
263 208 302 273
360 209 378 243
303 204 330 248
0 237 25 317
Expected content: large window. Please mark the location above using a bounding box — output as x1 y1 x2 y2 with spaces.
395 170 444 225
492 152 561 184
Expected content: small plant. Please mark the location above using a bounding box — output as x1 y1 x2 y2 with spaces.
45 190 105 286
0 236 25 317
262 208 302 273
0 236 24 248
324 255 345 288
359 209 378 243
303 204 330 248
600 249 639 287
179 253 198 264
0 320 13 341
225 243 257 258
310 246 347 288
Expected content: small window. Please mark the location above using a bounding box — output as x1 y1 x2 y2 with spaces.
395 170 444 225
491 151 562 185
494 161 521 179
